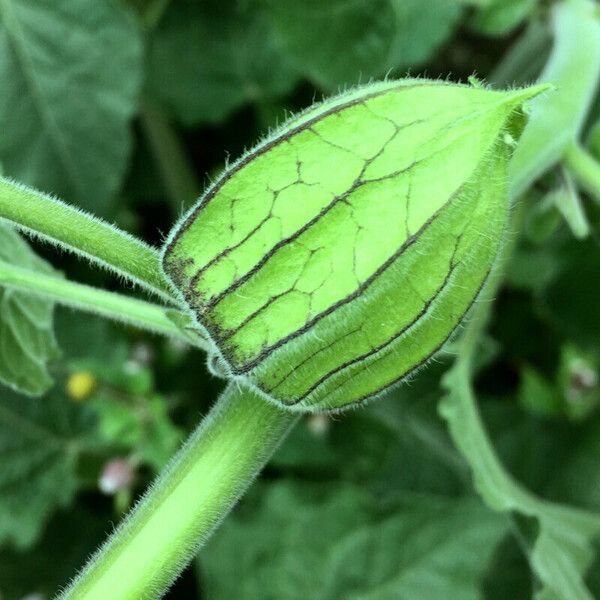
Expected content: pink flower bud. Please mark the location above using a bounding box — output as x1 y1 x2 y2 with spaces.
99 458 134 495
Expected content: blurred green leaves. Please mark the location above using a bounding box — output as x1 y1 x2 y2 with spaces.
148 0 299 126
471 0 538 37
0 506 110 600
260 0 394 90
89 390 182 472
200 481 506 600
261 0 461 90
0 225 59 396
541 237 600 352
147 0 463 125
0 388 95 549
386 0 463 74
0 329 185 555
0 0 143 213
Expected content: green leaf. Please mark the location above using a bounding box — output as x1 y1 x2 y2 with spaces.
386 0 463 73
0 387 96 549
261 0 461 90
0 0 143 212
540 237 600 353
471 0 537 37
0 506 110 600
0 225 59 396
148 0 299 126
89 393 182 472
440 343 600 599
366 365 469 496
200 481 506 600
163 80 545 411
546 417 600 513
517 365 562 418
261 0 394 90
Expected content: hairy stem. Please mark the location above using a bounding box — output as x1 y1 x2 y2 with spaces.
0 177 174 300
563 142 600 203
59 384 297 600
0 260 206 347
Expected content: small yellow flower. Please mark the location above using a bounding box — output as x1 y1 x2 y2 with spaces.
67 371 97 402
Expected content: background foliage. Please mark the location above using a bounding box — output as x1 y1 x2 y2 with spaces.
1 0 600 598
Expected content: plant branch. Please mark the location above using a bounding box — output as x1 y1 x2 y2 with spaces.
59 384 297 600
0 177 175 301
563 141 600 203
0 259 206 347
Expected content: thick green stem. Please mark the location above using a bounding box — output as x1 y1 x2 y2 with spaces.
0 177 174 300
563 142 600 203
0 260 206 347
59 384 297 600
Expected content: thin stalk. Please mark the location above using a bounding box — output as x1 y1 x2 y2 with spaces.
563 142 600 204
140 102 200 215
553 168 590 239
59 384 297 600
0 260 205 347
0 177 174 301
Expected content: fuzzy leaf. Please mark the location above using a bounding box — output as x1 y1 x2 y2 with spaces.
0 0 143 212
199 481 506 600
163 80 545 411
0 225 59 396
0 387 96 549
